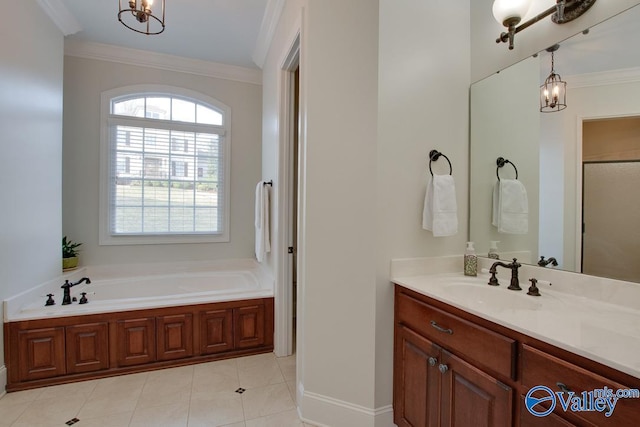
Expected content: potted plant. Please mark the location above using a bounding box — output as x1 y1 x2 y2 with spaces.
62 236 82 270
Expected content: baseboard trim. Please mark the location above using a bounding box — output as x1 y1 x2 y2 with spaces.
0 365 7 398
300 389 394 427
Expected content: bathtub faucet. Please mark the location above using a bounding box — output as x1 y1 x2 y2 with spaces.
61 277 91 305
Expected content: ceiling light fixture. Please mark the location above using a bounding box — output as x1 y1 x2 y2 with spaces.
540 44 567 113
118 0 165 35
493 0 596 50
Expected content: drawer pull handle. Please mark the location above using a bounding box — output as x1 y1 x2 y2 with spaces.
430 320 453 335
556 382 572 393
438 364 449 374
428 357 438 367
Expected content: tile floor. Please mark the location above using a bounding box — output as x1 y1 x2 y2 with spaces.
0 353 315 427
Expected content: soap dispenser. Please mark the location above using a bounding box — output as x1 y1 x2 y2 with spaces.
488 241 500 259
464 241 477 276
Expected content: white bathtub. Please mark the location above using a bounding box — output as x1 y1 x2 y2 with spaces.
4 259 273 321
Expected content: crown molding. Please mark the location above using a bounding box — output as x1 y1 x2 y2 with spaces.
252 0 286 69
37 0 82 36
567 67 640 88
64 40 262 85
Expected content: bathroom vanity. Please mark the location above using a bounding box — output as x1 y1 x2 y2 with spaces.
392 259 640 427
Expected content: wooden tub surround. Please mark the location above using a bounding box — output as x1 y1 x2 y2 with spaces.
4 297 274 391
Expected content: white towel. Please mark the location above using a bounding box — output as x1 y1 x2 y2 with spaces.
255 182 271 262
422 174 458 237
492 179 528 234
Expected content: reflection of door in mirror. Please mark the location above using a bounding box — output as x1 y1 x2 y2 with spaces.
582 117 640 283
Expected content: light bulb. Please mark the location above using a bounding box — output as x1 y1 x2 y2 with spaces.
492 0 533 26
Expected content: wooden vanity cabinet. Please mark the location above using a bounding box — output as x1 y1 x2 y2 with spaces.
394 286 514 427
393 284 640 427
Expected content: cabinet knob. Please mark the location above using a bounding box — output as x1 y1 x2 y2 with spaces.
556 382 572 393
438 364 449 374
428 357 438 367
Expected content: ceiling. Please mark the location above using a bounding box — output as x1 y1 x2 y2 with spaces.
538 4 640 78
59 0 269 69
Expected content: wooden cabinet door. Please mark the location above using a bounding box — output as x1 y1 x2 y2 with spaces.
200 309 233 354
393 325 441 427
440 349 513 427
156 313 193 361
66 322 109 374
116 318 156 367
234 304 265 349
17 327 65 381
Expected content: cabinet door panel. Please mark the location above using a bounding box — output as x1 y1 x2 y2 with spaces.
66 322 109 374
157 313 193 361
200 309 233 354
519 395 578 427
18 327 65 381
234 304 265 349
394 326 440 427
521 344 640 427
440 349 512 427
116 318 156 367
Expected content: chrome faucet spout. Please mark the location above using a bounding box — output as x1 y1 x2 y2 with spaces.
488 258 521 290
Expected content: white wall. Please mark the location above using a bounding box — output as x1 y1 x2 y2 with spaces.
0 2 64 388
261 1 470 425
62 56 262 265
376 0 470 411
471 0 640 82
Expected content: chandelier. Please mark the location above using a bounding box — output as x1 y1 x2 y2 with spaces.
118 0 165 35
540 45 567 113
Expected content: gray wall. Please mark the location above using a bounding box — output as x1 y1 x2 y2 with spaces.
62 56 262 266
0 2 64 378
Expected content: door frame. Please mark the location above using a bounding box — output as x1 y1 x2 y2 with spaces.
274 33 300 357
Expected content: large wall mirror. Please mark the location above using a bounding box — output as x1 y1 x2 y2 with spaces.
470 4 640 282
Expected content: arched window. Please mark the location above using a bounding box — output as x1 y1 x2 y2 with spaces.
99 86 230 245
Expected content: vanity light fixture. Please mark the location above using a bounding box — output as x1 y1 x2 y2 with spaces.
540 44 567 113
118 0 165 35
493 0 596 50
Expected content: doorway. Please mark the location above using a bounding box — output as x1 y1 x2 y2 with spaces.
581 116 640 282
275 35 300 358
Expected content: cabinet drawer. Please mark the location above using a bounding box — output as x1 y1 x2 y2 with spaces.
397 292 515 379
521 344 640 426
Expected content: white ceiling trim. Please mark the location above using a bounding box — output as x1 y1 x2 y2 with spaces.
252 0 286 69
64 40 262 85
37 0 82 36
567 67 640 88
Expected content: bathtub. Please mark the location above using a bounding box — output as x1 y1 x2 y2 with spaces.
4 258 273 321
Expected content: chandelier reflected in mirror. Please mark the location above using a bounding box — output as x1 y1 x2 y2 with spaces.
118 0 165 35
540 44 567 113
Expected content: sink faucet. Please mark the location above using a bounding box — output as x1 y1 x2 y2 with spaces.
488 258 521 290
538 256 558 267
61 277 91 305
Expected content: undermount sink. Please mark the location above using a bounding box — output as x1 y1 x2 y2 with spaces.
442 282 543 311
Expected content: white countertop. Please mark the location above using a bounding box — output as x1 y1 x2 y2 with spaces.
391 256 640 380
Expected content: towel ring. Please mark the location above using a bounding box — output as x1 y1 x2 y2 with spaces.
429 150 452 176
496 157 518 180
263 180 273 186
